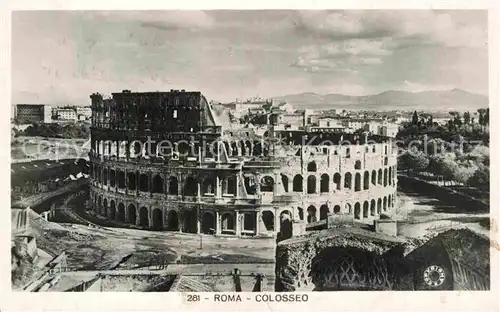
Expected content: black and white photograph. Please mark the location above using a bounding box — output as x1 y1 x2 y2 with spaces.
9 9 491 295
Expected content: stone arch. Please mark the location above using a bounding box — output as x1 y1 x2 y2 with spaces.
109 200 116 220
98 196 103 214
363 171 370 190
354 160 362 170
293 174 303 192
152 208 163 230
307 161 317 172
354 202 361 219
243 212 256 232
103 198 108 216
184 176 197 196
202 212 215 234
240 140 246 155
127 172 136 190
383 197 388 211
333 205 341 214
307 205 317 223
388 194 392 208
279 210 293 240
388 167 392 185
377 198 382 215
221 213 235 234
245 141 252 155
371 199 376 216
117 203 125 222
139 173 149 192
344 172 352 190
281 174 289 192
260 176 274 192
354 173 361 192
262 210 275 231
167 210 180 231
230 141 239 156
139 206 149 227
102 168 108 185
152 175 163 194
378 169 383 185
128 204 136 224
345 203 352 214
168 176 179 195
384 169 388 187
320 174 329 193
371 170 377 186
363 201 369 218
320 204 329 221
307 175 317 194
202 177 215 195
333 173 341 190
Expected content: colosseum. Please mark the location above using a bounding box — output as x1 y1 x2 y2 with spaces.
88 90 397 239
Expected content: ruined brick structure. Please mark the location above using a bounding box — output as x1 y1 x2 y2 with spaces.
88 90 397 237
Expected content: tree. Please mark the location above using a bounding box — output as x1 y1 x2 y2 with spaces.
467 165 489 189
463 111 471 125
399 147 430 173
412 111 419 125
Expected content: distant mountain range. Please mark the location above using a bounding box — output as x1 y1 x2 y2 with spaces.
273 89 488 111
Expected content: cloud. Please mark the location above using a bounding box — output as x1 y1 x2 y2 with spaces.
87 11 215 31
291 38 392 72
294 10 487 49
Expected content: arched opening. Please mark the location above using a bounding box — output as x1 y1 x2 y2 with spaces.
320 205 329 220
354 173 361 192
102 168 108 185
307 205 317 223
127 172 136 190
333 205 341 214
117 203 125 222
245 141 252 155
262 211 275 231
240 140 246 155
281 174 289 192
307 175 317 194
377 198 382 215
363 201 369 218
117 171 125 188
202 212 215 234
110 170 116 187
223 141 230 156
354 202 361 219
139 207 149 227
279 211 293 240
388 167 392 185
184 176 197 196
253 141 262 156
139 173 149 192
223 176 236 195
354 160 361 170
260 176 274 192
320 174 329 193
388 195 392 208
383 197 388 211
128 204 136 224
371 200 376 216
168 176 179 195
152 209 163 230
293 175 303 192
202 177 215 195
244 176 257 195
152 175 163 193
109 200 116 220
333 173 341 190
243 212 255 232
344 172 352 190
363 171 370 190
371 170 377 186
98 196 102 214
221 213 235 234
307 161 317 172
167 210 180 231
345 203 352 215
182 209 197 233
378 169 383 185
231 141 239 156
384 169 388 187
103 198 108 216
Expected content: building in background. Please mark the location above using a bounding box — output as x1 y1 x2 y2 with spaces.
54 108 77 121
76 106 92 120
14 104 52 124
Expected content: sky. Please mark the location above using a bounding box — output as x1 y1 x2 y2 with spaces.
11 10 488 104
